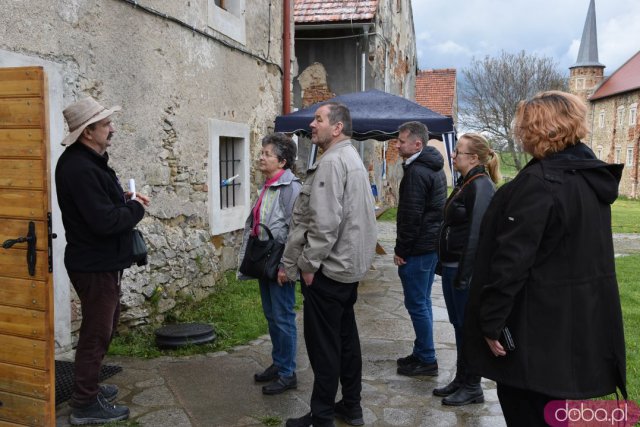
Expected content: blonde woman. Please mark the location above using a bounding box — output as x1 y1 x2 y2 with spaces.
434 133 500 405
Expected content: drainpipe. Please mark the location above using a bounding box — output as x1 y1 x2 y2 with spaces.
283 0 292 114
358 25 370 160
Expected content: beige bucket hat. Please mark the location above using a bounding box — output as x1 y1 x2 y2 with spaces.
61 97 121 146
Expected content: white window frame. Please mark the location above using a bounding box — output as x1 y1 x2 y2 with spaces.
627 147 634 167
599 110 605 128
617 106 625 127
630 104 638 126
209 119 250 235
575 78 585 90
615 147 621 163
596 147 603 160
207 0 246 45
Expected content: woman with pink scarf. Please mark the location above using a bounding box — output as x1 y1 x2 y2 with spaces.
238 133 301 395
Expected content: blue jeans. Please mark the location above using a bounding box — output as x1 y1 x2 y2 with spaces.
259 278 297 377
441 266 469 354
398 252 438 363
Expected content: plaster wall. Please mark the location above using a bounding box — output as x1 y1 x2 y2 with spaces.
1 0 285 346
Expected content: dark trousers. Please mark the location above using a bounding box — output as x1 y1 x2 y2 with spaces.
497 383 557 427
301 270 361 425
69 271 121 407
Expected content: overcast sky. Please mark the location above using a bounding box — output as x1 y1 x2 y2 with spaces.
411 0 640 76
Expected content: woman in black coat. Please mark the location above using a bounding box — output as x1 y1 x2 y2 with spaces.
464 91 626 426
434 133 500 406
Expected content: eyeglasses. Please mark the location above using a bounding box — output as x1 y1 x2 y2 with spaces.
453 149 475 156
260 151 278 158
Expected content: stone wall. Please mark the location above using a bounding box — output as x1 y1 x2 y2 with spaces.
1 0 286 349
589 90 640 198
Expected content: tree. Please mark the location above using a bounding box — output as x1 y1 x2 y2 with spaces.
460 50 567 171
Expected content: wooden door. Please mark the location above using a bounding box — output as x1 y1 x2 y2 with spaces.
0 67 55 426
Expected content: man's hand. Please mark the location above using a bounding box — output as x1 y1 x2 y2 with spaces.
126 191 151 207
301 271 315 286
393 254 406 266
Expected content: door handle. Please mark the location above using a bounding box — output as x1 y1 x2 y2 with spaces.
2 221 37 276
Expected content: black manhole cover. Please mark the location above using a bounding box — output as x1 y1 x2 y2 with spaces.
154 323 216 349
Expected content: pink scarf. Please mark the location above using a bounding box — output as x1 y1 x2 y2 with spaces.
252 169 286 236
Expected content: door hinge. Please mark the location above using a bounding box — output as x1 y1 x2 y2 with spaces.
48 212 57 273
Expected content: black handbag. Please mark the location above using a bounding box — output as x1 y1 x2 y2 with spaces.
239 223 284 280
132 228 148 266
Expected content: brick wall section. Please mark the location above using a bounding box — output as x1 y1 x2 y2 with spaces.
415 69 456 117
589 89 640 197
302 85 335 108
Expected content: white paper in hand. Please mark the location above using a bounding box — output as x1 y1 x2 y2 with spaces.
129 178 136 200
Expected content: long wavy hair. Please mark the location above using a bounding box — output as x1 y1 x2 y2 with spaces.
513 90 588 159
459 133 501 184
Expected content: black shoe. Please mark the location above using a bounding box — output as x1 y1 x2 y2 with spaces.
397 359 438 376
433 375 463 397
262 374 297 395
442 383 484 406
254 364 279 382
396 353 420 367
69 394 129 425
286 412 336 427
334 400 364 426
99 383 118 403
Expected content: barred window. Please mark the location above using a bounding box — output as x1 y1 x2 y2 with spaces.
209 119 250 235
219 137 242 209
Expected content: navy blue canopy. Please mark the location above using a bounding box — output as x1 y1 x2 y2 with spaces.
274 89 454 141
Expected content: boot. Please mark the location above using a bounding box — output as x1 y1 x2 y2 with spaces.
433 358 464 397
441 374 484 406
433 371 463 397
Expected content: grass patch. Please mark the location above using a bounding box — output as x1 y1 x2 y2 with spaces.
255 415 282 426
615 254 640 403
109 271 301 358
612 198 640 234
377 207 397 222
498 151 531 181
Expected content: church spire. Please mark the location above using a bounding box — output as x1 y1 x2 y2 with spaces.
571 0 604 68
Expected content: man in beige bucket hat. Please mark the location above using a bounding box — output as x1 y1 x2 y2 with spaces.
55 97 150 425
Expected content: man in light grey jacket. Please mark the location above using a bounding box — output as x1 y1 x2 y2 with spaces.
279 102 377 427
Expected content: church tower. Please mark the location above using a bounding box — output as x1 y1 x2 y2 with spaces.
569 0 605 103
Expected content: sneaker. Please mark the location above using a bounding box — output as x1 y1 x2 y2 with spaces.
69 394 129 425
262 373 297 395
286 412 336 427
254 364 279 383
396 353 420 367
99 383 118 403
334 400 364 426
397 359 438 376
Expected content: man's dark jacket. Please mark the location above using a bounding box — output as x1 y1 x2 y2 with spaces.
395 146 447 258
464 142 626 399
55 142 145 272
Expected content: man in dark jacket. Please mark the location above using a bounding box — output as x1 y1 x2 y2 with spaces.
393 121 447 376
56 97 150 425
